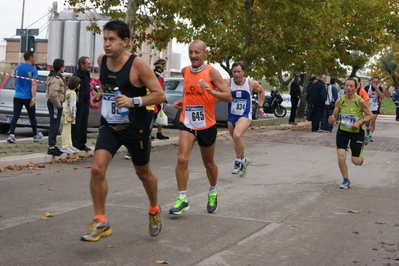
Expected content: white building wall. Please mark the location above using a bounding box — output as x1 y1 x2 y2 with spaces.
0 40 6 62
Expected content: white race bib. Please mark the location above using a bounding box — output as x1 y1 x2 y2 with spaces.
369 93 379 111
341 114 358 128
184 105 206 128
230 99 246 116
101 93 130 124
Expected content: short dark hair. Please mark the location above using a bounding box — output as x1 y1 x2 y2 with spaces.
67 76 81 90
53 59 64 72
330 78 336 84
231 62 245 71
309 77 316 82
103 20 131 40
23 50 35 61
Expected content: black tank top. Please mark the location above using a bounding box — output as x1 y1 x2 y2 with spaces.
100 54 148 130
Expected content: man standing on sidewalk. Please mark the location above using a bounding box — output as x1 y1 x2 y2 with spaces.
289 75 301 125
310 74 327 132
72 56 92 152
7 50 43 143
46 59 66 156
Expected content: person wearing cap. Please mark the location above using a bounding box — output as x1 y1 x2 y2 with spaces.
153 58 169 140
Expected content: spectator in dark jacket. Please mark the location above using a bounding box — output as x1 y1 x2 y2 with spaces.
310 74 327 132
289 75 301 125
306 77 317 121
321 78 339 132
72 56 93 152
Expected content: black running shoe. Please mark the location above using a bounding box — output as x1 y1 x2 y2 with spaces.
47 146 63 156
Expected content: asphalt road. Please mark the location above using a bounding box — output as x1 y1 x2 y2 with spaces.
1 117 399 266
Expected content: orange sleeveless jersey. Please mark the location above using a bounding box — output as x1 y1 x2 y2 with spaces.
180 65 216 130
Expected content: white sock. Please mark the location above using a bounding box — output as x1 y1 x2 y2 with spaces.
178 191 187 200
209 186 217 194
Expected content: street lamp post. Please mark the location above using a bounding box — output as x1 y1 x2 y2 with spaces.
18 0 26 65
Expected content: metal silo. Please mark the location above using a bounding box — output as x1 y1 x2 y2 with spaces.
63 20 80 70
78 20 93 60
47 20 64 66
59 9 76 21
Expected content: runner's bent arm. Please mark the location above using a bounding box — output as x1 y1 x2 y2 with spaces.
328 98 341 124
251 80 265 107
134 57 165 107
205 68 232 103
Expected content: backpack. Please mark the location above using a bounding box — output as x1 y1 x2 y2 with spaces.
392 89 399 102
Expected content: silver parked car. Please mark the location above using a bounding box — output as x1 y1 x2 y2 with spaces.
164 78 259 128
0 70 101 134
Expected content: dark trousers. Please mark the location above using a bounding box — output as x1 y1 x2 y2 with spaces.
47 99 63 146
10 97 38 135
72 102 89 148
396 104 399 121
289 97 299 123
311 103 325 131
321 105 334 132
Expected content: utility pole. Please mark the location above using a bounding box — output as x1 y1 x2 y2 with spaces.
17 0 25 65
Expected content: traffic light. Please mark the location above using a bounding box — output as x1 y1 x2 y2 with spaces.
20 36 36 52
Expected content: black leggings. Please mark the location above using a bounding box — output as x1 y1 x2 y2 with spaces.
9 97 38 135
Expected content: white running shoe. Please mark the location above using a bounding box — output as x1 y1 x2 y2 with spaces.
68 146 80 153
33 132 43 142
60 147 74 155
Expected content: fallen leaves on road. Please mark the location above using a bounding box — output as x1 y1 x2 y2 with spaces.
155 261 169 264
48 188 54 191
41 212 54 220
0 154 95 172
347 210 362 214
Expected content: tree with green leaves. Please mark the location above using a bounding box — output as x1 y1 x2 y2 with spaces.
66 0 399 117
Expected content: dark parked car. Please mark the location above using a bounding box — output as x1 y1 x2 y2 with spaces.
164 78 259 128
0 70 101 134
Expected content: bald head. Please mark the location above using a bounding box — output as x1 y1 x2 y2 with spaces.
189 40 207 51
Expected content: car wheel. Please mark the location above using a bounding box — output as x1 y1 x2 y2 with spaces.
172 109 181 129
0 124 10 134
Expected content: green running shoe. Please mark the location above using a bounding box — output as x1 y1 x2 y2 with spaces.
207 190 218 213
80 220 112 242
239 158 251 177
169 196 189 215
369 135 373 142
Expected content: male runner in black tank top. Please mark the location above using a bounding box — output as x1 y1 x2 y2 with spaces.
80 20 166 242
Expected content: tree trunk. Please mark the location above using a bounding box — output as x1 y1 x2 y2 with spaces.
125 0 139 53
